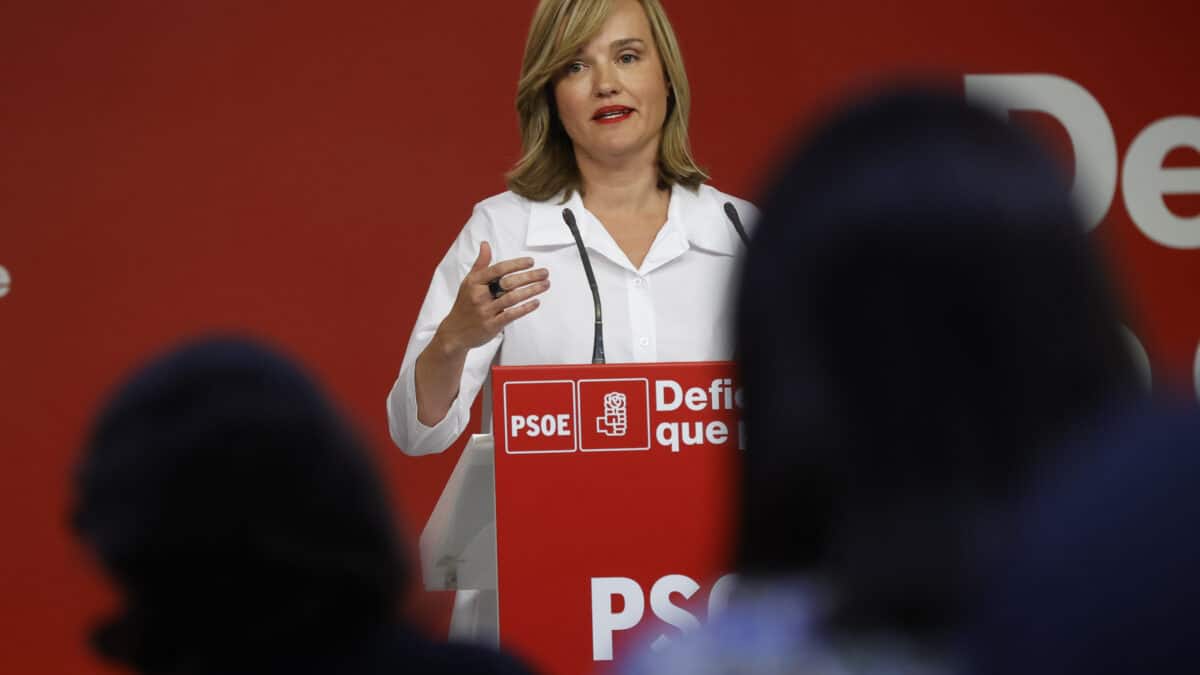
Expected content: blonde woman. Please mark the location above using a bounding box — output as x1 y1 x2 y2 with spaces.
389 0 756 456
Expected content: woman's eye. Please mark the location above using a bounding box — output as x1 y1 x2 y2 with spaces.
618 53 639 64
565 61 586 74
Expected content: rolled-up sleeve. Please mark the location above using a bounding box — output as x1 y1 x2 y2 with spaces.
387 207 503 456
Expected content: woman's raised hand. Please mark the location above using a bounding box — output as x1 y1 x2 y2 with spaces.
415 241 549 426
433 241 550 356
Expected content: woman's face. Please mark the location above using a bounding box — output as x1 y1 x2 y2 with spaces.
553 0 670 167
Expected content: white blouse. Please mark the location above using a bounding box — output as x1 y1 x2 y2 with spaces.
387 183 757 456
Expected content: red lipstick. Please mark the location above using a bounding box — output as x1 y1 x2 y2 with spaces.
592 105 635 124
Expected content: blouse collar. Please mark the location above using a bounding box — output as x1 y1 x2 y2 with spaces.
525 184 740 273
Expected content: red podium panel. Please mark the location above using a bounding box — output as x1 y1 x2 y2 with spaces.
491 362 742 675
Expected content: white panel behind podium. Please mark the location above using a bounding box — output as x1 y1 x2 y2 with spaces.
418 433 498 643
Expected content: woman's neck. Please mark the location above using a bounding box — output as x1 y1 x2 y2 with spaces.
576 152 670 270
576 149 666 216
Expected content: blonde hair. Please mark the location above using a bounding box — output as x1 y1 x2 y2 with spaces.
505 0 708 202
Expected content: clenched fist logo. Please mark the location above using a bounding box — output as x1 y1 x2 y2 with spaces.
597 392 627 436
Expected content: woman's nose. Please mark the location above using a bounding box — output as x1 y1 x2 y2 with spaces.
592 63 620 97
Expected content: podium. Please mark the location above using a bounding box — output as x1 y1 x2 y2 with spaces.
418 433 500 643
420 361 742 674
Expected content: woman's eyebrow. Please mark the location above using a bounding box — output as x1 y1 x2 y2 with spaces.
610 37 646 50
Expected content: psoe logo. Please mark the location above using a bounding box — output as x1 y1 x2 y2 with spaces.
502 380 578 454
597 392 628 436
590 574 738 661
578 378 650 452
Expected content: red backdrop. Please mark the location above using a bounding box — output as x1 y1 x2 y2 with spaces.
1 1 1197 672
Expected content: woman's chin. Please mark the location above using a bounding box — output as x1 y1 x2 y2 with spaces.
579 138 657 166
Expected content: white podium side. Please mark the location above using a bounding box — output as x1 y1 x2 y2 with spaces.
418 433 498 645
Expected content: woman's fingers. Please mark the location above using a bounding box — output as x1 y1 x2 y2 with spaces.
492 279 550 311
492 267 549 294
446 248 547 344
474 256 535 286
470 241 493 274
491 297 541 328
483 280 549 331
482 278 549 331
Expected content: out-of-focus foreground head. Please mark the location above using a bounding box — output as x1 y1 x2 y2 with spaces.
72 337 406 673
735 88 1138 639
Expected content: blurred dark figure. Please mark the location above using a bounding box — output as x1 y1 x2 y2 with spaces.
972 401 1200 675
625 88 1138 673
72 338 533 675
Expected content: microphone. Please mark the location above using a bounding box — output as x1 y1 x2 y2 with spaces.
723 202 750 247
562 208 606 364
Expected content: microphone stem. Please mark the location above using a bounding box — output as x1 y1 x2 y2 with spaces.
724 202 750 247
562 208 606 364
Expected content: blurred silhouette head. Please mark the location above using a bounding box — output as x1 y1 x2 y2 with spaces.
735 88 1136 639
73 337 406 673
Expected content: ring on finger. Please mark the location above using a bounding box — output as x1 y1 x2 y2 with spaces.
488 278 505 299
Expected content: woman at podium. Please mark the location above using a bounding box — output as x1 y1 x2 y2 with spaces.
388 0 756 456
